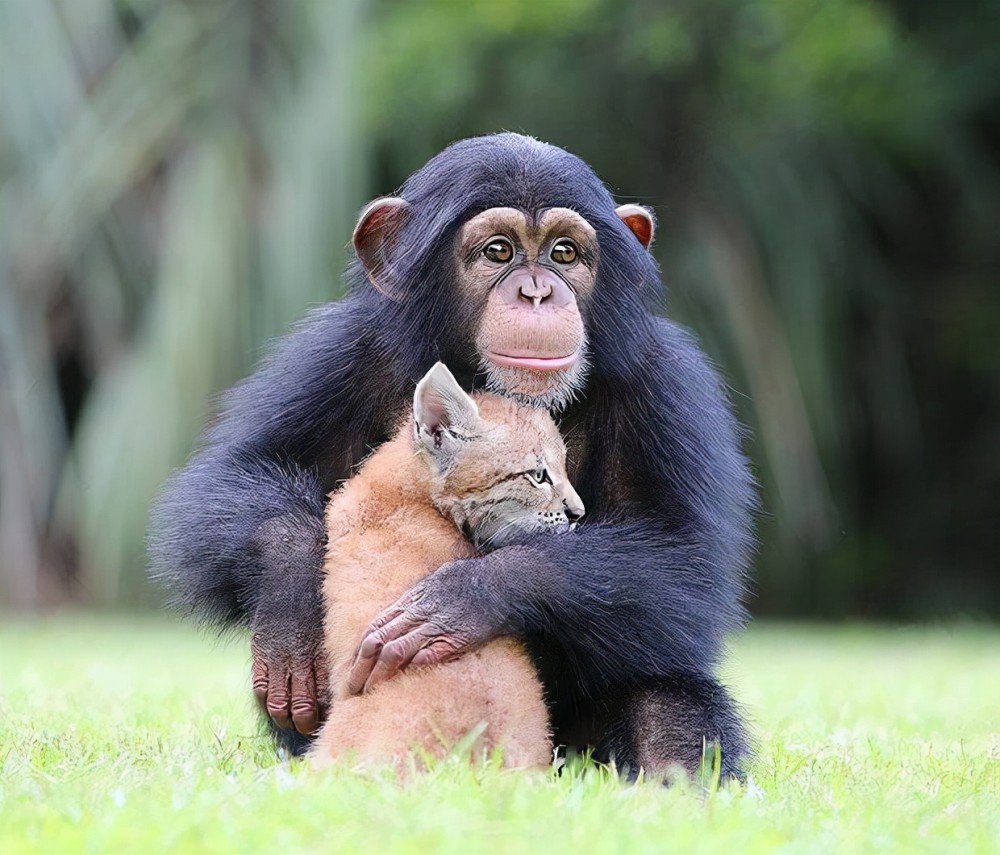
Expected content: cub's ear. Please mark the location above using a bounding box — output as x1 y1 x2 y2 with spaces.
615 203 656 250
353 196 411 299
413 363 480 458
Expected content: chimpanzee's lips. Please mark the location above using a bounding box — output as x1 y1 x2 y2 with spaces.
487 351 579 372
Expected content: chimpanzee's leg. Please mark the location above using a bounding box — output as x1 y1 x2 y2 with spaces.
596 673 750 784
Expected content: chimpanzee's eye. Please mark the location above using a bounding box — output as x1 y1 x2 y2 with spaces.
550 239 577 264
483 237 514 263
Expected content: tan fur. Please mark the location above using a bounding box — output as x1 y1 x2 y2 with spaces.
311 387 583 773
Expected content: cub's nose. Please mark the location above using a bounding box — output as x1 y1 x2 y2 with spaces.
563 497 585 522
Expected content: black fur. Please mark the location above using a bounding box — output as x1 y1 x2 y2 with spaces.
149 133 756 774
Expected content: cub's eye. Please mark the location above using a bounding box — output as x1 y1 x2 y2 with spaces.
524 467 552 487
550 239 577 265
483 237 514 264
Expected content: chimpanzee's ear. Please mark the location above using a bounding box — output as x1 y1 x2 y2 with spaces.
353 197 411 299
615 203 656 250
413 363 480 459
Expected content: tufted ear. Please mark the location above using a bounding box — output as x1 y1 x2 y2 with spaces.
353 197 411 299
413 362 480 459
615 203 656 250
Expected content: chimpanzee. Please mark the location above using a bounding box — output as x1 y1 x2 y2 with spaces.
149 133 756 780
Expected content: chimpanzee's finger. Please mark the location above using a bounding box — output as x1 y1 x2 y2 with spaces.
290 665 319 735
252 655 269 709
366 605 405 633
266 666 293 730
409 637 464 669
361 626 437 694
355 609 408 660
348 610 422 694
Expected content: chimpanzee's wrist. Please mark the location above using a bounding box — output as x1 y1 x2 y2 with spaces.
462 546 550 636
242 511 326 620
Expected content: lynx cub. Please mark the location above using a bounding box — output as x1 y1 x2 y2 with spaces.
311 363 584 770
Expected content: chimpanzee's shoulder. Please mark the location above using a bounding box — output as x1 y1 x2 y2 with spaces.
649 314 704 354
640 316 725 384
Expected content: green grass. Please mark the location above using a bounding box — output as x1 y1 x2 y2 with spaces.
1 619 998 854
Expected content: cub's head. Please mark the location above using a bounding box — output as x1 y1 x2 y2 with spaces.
412 362 585 551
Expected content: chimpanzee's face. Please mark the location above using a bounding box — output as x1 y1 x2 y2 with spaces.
455 207 599 410
352 197 654 411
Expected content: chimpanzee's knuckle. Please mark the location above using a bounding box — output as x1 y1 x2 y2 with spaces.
291 698 316 721
424 620 448 639
292 691 316 714
382 641 406 667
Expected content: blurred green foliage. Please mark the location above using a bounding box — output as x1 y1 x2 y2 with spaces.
1 0 998 618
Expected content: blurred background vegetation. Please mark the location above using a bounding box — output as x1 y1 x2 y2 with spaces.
1 0 998 619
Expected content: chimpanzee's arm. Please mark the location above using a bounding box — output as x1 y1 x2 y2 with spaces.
349 319 756 697
149 296 405 737
348 520 742 696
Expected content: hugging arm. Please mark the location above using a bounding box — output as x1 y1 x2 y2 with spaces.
349 518 741 695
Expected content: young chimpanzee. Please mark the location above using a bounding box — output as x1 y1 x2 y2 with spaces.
149 133 756 780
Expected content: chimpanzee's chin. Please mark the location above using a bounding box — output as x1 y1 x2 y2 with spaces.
480 351 589 412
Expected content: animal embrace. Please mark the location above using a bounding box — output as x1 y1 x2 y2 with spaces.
151 133 755 782
315 362 582 769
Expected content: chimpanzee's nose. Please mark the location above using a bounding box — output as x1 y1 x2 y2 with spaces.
519 273 552 306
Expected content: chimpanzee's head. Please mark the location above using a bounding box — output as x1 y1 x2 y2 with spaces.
350 133 659 411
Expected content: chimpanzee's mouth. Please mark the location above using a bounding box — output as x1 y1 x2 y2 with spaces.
480 345 590 413
487 351 579 372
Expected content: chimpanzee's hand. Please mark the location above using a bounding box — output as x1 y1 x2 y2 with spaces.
247 513 329 737
250 514 329 735
347 555 517 695
251 624 329 736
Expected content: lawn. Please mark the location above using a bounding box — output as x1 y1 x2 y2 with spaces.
1 618 998 854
